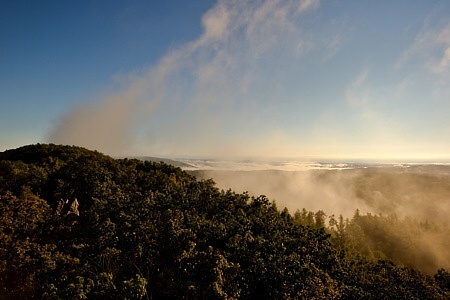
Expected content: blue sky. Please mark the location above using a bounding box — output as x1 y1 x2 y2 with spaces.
1 0 450 160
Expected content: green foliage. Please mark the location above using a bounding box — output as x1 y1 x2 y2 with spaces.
0 144 448 299
435 268 450 292
0 191 50 298
326 210 450 274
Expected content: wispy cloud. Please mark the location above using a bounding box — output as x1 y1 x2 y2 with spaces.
433 25 450 73
398 21 450 74
48 0 321 156
346 68 372 114
323 33 342 60
342 69 418 157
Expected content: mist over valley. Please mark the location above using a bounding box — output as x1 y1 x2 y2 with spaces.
1 144 450 297
180 159 450 273
3 0 450 296
180 159 450 223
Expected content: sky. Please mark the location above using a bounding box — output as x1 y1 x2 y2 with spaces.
1 0 450 160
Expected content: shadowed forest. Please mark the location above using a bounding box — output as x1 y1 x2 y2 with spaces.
1 144 449 299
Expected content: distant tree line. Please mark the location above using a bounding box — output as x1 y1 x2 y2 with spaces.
0 144 449 299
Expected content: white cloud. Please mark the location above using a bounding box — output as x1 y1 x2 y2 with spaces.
298 0 319 14
433 45 450 73
49 0 322 156
323 33 342 60
200 2 231 44
346 68 371 111
399 21 450 74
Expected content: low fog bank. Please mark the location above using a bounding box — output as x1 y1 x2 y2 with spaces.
189 167 450 225
189 167 450 273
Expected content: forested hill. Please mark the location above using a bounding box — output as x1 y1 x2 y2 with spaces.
0 144 449 299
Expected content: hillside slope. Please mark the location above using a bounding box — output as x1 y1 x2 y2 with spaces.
0 144 448 299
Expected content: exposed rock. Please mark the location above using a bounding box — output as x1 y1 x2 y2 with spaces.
55 197 79 216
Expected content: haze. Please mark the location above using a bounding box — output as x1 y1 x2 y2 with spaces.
2 1 450 275
191 164 450 273
1 0 450 160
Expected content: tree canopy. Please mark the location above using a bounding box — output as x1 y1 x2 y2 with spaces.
0 144 448 299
